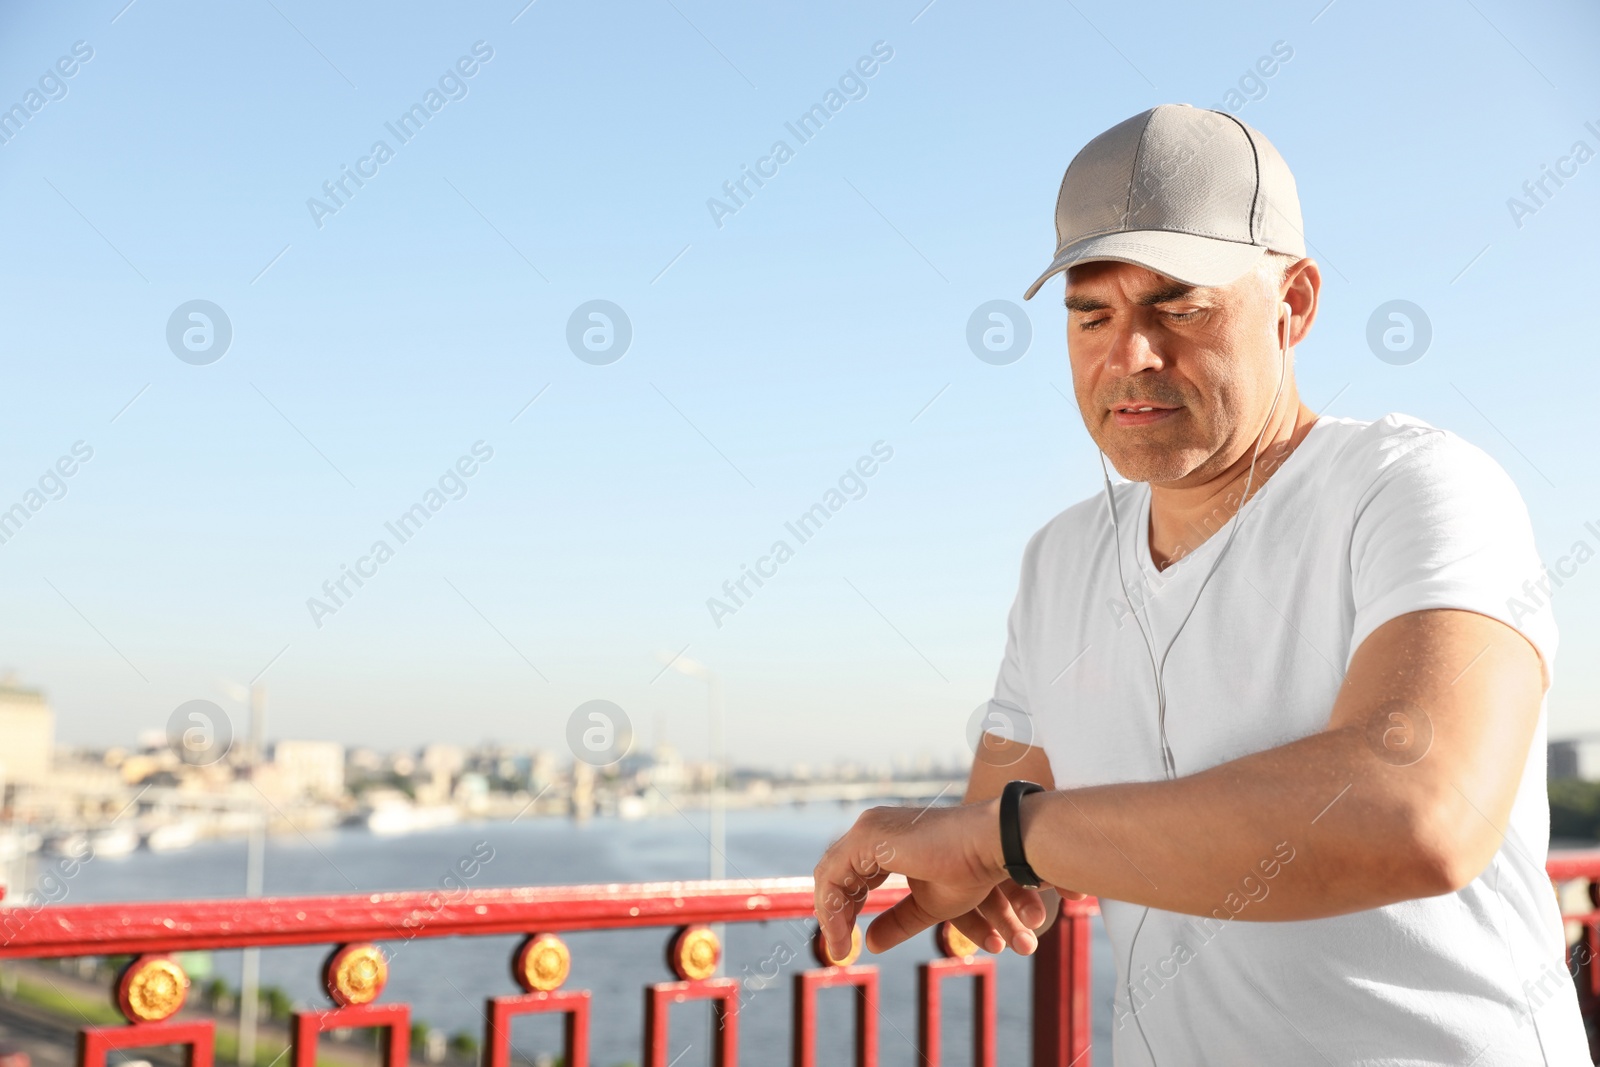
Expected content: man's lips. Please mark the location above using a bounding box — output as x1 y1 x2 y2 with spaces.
1109 402 1181 428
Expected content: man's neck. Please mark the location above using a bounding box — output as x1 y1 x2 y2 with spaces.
1146 399 1319 571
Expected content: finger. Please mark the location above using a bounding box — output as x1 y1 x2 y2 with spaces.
812 845 857 962
1060 889 1088 901
816 870 885 961
966 886 1017 952
813 840 891 961
999 882 1048 929
865 893 941 955
977 885 1039 954
949 906 1004 956
814 879 865 962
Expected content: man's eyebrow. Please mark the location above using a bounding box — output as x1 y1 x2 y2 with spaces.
1064 282 1200 313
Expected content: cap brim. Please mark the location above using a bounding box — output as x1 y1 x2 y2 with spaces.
1022 231 1269 301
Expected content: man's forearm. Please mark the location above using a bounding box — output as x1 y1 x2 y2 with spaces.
962 732 1054 802
1010 725 1455 921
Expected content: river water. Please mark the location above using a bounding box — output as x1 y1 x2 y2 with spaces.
44 802 1118 1065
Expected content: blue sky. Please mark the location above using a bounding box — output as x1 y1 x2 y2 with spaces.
0 0 1595 767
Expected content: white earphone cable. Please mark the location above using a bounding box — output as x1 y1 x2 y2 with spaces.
1106 304 1292 1064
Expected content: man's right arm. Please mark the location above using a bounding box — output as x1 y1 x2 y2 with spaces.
951 733 1070 955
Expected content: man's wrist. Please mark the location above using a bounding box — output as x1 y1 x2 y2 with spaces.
976 788 1051 885
979 795 1008 881
1018 788 1047 885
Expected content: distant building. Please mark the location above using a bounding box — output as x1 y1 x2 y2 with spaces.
643 744 685 791
8 757 122 825
570 760 595 819
1549 739 1600 781
0 678 53 785
529 750 558 793
453 772 489 814
270 740 346 801
420 744 465 778
414 744 464 805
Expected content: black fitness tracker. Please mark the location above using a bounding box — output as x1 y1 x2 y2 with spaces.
1000 779 1046 888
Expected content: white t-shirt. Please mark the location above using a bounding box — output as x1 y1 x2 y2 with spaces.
991 413 1588 1066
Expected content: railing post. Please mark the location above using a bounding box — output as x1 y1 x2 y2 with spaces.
1032 904 1092 1067
919 924 996 1067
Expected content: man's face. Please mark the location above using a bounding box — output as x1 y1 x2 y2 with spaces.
1065 259 1284 487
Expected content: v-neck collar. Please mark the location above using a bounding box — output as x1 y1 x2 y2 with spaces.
1132 415 1332 579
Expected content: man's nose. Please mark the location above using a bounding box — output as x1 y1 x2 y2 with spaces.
1103 322 1165 377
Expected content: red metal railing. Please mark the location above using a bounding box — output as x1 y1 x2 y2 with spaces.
0 876 1096 1067
1553 849 1600 1066
6 853 1600 1066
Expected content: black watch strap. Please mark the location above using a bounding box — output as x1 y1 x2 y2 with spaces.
1000 780 1045 888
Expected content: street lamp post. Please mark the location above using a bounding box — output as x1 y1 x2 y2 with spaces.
234 682 266 1067
662 654 727 968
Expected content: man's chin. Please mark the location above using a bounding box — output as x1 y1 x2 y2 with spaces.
1100 445 1211 486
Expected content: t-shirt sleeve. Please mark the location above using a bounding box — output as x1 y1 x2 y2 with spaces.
1348 426 1557 687
987 528 1044 749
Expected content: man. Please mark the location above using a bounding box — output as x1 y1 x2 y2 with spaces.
812 104 1589 1064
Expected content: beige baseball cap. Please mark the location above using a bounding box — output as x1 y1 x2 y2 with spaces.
1023 103 1305 300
